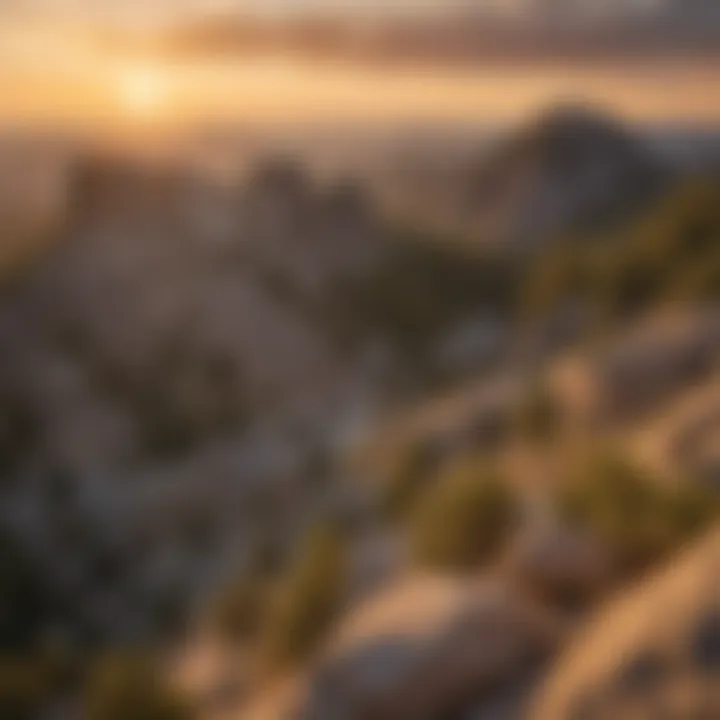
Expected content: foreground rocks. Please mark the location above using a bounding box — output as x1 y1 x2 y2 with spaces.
245 575 561 720
532 528 720 720
504 521 616 609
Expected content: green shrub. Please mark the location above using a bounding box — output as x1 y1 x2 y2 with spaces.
0 392 42 480
87 335 250 463
324 233 517 360
380 440 439 522
521 177 720 327
0 529 58 652
557 451 718 572
210 580 265 645
0 656 50 720
0 643 80 719
515 381 560 444
84 651 193 720
521 243 589 321
411 458 517 571
265 524 347 665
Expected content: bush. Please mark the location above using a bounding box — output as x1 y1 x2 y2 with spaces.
264 524 347 665
521 243 589 321
0 529 60 652
0 656 50 720
380 440 440 522
87 335 250 463
0 645 79 720
210 580 265 645
521 177 720 327
515 381 560 444
324 233 517 361
84 651 193 720
557 451 718 572
411 458 517 571
0 392 42 480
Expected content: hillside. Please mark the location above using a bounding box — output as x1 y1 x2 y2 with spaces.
533 528 720 720
0 107 718 719
383 105 669 250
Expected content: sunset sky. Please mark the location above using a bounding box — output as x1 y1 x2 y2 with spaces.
0 0 718 131
0 0 682 24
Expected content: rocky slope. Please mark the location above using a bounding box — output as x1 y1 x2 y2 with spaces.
533 528 720 720
385 105 669 251
244 575 561 720
0 108 718 718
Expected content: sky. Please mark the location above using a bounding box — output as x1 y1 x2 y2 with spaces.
1 0 675 25
2 0 719 131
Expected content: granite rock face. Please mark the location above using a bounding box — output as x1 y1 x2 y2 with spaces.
288 576 561 720
532 529 720 720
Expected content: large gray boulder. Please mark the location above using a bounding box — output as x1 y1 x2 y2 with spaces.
287 575 560 720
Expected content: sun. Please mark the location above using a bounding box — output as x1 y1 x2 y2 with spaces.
116 66 169 117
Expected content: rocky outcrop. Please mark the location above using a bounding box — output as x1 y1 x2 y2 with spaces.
252 575 561 720
0 156 388 645
505 522 616 608
550 307 720 429
532 528 720 720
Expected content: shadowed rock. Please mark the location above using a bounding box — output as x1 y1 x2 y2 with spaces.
532 529 720 720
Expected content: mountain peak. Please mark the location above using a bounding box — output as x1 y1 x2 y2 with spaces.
464 104 667 248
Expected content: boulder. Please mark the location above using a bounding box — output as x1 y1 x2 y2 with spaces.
532 529 720 720
505 521 616 608
289 575 560 720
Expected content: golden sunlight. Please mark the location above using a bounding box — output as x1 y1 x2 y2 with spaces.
115 65 170 117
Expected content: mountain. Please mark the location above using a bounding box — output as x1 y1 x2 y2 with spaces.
0 155 395 642
0 147 520 644
1 105 718 719
389 105 669 250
